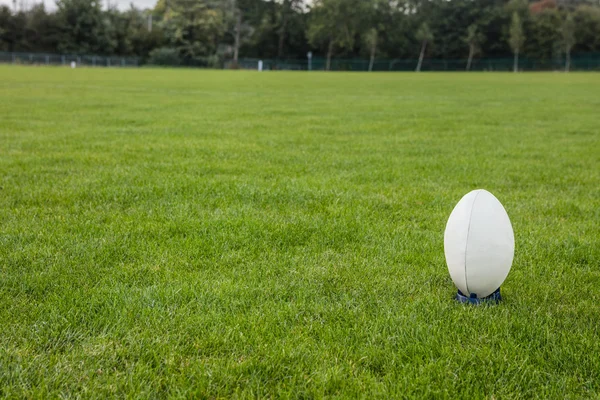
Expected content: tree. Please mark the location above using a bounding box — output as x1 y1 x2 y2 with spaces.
0 6 21 51
224 0 255 66
509 12 525 72
307 0 367 71
419 0 490 61
22 4 60 53
526 8 561 65
1 0 600 68
364 27 377 71
0 6 10 51
415 22 433 72
573 5 600 53
277 0 303 58
55 0 114 54
131 8 166 58
233 6 242 63
464 24 484 71
561 12 576 71
161 0 225 61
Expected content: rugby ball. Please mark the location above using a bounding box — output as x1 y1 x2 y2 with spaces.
444 189 514 298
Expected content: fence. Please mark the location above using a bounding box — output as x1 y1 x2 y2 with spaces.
2 51 600 72
229 55 600 72
0 52 140 67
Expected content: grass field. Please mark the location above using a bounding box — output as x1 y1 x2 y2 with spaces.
1 66 599 398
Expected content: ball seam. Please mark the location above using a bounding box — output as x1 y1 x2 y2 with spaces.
463 189 482 296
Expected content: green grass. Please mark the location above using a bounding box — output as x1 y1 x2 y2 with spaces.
1 66 599 399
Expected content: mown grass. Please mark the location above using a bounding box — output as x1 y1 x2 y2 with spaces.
1 66 599 398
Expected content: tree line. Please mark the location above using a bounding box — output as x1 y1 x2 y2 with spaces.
1 0 600 70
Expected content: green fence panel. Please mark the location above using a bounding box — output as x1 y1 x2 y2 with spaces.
2 51 600 71
0 52 139 67
230 54 600 72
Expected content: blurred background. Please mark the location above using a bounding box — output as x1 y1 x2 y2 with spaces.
1 0 600 70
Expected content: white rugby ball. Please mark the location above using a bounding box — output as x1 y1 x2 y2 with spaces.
444 189 514 298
